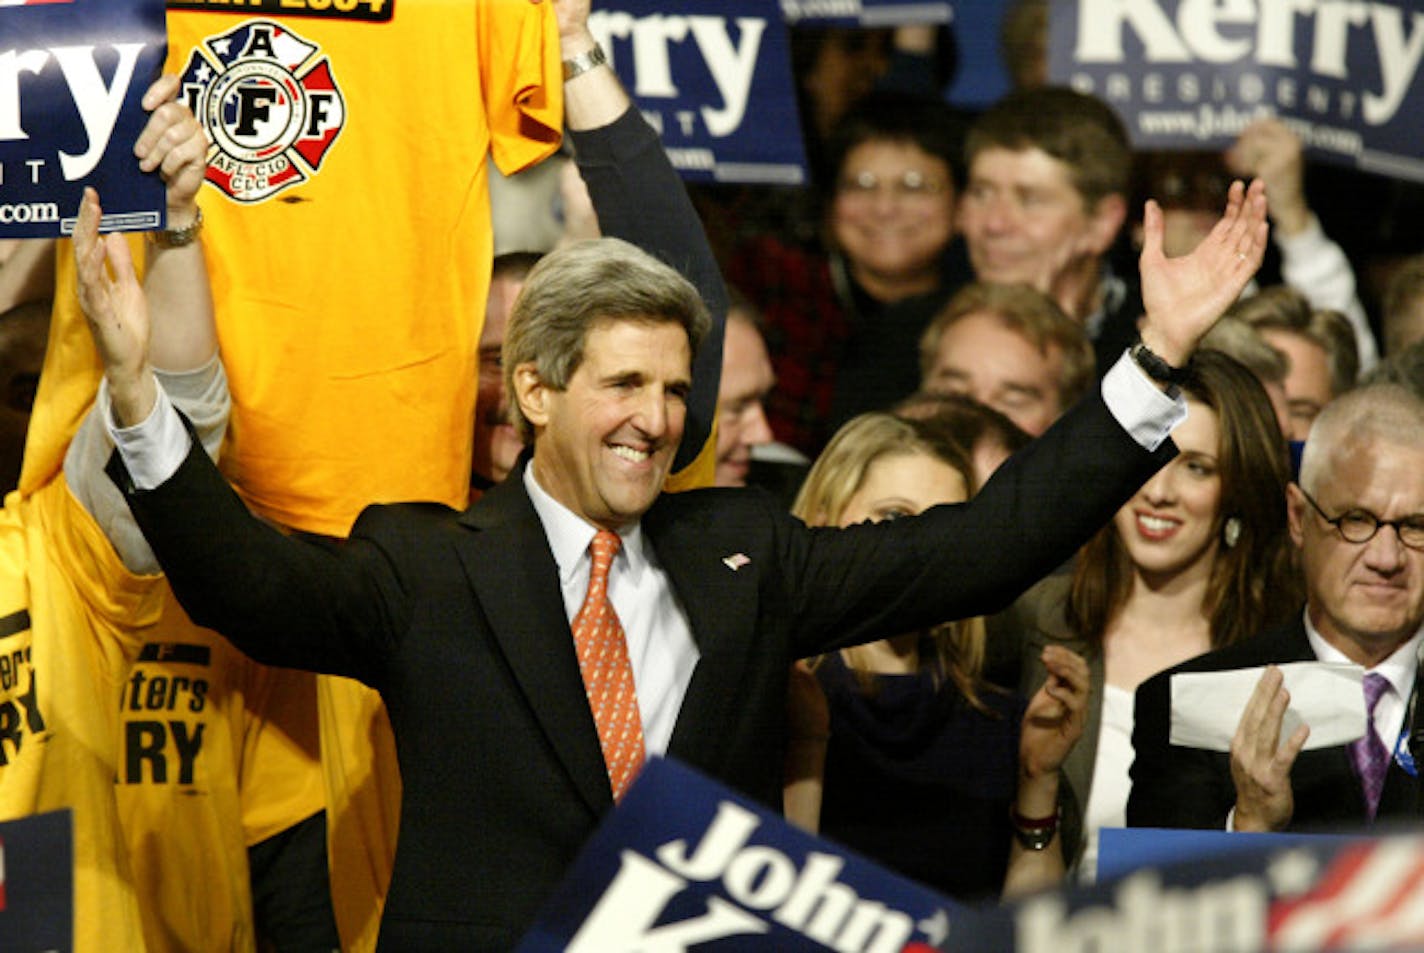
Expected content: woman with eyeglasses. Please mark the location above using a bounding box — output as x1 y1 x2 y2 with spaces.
1002 349 1305 881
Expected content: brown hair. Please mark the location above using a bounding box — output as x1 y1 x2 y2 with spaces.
1067 351 1302 649
1231 285 1359 397
894 390 1033 464
919 281 1096 409
1383 255 1424 357
965 86 1131 208
999 0 1048 91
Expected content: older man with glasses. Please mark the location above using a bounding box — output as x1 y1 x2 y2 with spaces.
1129 383 1424 831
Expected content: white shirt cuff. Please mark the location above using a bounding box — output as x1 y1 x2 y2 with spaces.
1101 351 1188 452
100 377 193 490
1271 212 1327 257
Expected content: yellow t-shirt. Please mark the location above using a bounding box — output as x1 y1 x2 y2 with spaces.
115 594 326 953
0 479 164 953
161 3 562 948
316 675 401 952
18 245 105 498
164 0 563 537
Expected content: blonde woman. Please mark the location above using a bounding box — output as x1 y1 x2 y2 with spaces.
784 412 1087 900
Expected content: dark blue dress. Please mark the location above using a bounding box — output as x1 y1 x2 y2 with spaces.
816 653 1025 901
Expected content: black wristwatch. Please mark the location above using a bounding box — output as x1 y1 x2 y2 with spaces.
1129 341 1191 388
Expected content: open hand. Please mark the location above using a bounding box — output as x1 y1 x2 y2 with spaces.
1138 178 1268 366
72 188 154 424
1229 665 1308 832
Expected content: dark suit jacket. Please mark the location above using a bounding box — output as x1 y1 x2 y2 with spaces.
1127 617 1424 832
111 390 1170 950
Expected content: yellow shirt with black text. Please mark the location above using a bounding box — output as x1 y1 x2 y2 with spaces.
0 480 163 953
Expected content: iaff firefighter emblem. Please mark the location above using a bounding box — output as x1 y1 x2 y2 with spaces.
178 20 345 203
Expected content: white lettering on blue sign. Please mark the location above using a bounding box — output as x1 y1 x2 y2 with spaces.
0 43 144 180
566 800 922 953
1016 870 1267 953
1073 0 1424 124
589 12 765 137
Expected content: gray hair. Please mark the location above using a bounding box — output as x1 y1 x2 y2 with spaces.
1298 383 1424 494
503 238 711 441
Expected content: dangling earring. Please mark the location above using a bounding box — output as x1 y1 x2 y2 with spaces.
1223 516 1242 549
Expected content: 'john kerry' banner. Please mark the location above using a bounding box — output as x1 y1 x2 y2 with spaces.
780 0 954 28
1048 0 1424 183
517 757 1000 951
589 2 808 185
0 0 167 238
520 758 1424 951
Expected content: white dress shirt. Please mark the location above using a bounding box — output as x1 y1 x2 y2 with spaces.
1305 611 1424 764
1078 683 1135 884
523 465 698 756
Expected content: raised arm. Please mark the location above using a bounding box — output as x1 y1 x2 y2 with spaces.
136 74 217 376
782 182 1271 658
74 78 215 425
1227 119 1377 369
557 0 728 478
79 146 390 680
68 78 226 572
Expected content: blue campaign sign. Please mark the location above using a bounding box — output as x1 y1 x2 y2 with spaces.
589 2 809 185
517 757 1012 952
780 0 954 28
1007 826 1424 952
0 810 73 952
0 0 166 238
1096 826 1358 884
1047 0 1424 183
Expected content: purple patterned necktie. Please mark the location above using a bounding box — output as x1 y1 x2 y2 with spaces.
1348 672 1391 821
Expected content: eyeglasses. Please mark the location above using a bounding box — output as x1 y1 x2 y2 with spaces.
837 169 947 201
1298 486 1424 550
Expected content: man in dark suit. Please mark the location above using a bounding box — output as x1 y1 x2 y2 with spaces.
83 107 1268 950
1129 383 1424 832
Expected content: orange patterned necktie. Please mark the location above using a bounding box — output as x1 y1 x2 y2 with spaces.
572 529 645 800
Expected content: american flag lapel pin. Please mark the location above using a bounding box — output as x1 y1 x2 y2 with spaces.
722 553 751 571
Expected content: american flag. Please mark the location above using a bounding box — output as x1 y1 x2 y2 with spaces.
1269 840 1424 950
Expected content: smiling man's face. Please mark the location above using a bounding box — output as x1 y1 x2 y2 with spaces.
520 317 692 530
